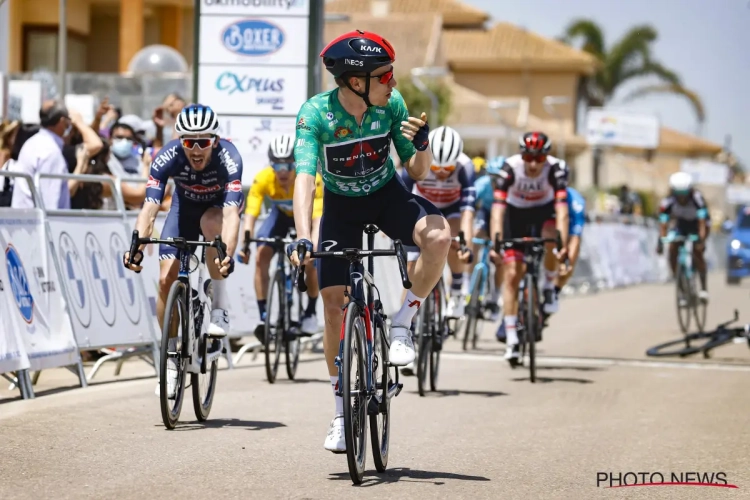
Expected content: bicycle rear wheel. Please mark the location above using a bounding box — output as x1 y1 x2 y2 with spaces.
526 274 538 383
342 302 368 484
264 271 285 384
646 332 713 357
285 287 303 380
430 287 443 392
416 298 432 397
463 273 482 351
369 310 391 472
160 281 188 430
676 267 692 334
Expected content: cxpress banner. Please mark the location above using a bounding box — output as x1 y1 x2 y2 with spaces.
0 208 78 370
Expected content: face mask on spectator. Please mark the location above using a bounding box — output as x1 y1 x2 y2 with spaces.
111 138 133 158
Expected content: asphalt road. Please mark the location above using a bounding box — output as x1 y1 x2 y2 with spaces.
2 273 750 499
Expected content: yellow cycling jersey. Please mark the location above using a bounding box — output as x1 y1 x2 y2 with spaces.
245 166 323 219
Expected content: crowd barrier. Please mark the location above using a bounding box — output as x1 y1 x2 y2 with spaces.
0 172 729 400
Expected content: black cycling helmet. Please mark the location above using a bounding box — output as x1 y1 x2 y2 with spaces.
320 29 395 107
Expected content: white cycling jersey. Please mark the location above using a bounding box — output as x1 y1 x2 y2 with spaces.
493 154 568 209
401 152 476 210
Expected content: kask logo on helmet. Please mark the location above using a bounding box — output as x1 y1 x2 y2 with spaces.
222 19 284 56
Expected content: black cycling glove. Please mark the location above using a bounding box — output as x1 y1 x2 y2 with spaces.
287 238 314 261
412 121 430 151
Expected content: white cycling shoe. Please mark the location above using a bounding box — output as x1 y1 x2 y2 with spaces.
324 415 346 453
207 308 230 337
154 339 179 398
400 361 415 376
445 293 465 318
301 313 318 335
698 289 709 301
389 325 415 366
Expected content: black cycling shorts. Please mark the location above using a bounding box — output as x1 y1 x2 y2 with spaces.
503 201 556 261
317 174 442 289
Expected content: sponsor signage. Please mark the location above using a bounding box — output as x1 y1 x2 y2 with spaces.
586 108 660 149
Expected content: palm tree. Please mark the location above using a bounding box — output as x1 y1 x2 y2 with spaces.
560 20 705 123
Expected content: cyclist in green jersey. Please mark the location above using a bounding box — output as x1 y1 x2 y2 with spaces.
288 30 451 453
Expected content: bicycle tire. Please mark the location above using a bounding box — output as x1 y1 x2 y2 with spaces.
691 273 707 333
676 267 691 334
285 287 303 380
463 275 481 351
264 271 285 384
645 331 713 357
369 312 391 472
191 334 218 422
430 287 443 392
527 274 539 383
160 280 188 430
516 284 527 366
416 298 432 398
699 329 739 358
342 302 367 485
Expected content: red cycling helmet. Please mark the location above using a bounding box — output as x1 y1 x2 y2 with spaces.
519 131 552 156
320 30 396 106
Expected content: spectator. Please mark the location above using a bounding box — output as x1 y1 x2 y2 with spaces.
107 120 150 209
69 141 112 210
11 101 73 209
152 93 186 148
0 120 20 206
618 184 642 216
62 110 104 174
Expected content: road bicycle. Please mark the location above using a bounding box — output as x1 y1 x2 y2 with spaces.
127 230 228 430
242 231 307 383
294 223 409 485
647 310 749 358
663 233 707 334
462 231 496 351
496 233 560 383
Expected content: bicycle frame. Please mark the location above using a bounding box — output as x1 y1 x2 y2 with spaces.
468 237 493 305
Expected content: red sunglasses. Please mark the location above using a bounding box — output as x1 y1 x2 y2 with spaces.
354 69 394 85
522 152 547 163
181 137 215 150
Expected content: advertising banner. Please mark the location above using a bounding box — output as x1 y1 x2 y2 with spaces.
0 208 78 370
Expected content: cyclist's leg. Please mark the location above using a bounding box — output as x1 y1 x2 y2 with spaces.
500 205 525 361
445 205 465 316
376 176 450 365
156 196 201 396
316 189 374 452
668 224 684 277
200 204 241 336
253 207 285 328
693 222 709 296
541 216 561 313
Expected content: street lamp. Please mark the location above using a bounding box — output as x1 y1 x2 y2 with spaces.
542 95 570 162
411 66 449 126
489 99 526 157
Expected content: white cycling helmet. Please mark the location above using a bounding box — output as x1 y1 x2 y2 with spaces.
669 171 693 193
175 104 219 136
268 133 295 162
429 126 463 167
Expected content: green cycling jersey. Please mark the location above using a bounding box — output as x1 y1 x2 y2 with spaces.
294 87 417 197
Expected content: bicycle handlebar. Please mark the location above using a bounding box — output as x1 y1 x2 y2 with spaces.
494 233 562 253
294 239 412 293
127 230 226 273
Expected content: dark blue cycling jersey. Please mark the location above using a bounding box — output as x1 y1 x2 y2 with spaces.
145 138 244 207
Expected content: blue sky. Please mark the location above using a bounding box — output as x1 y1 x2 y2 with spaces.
465 0 749 164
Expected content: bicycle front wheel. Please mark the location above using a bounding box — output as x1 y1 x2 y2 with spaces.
463 273 482 351
690 272 707 333
342 302 368 484
285 288 303 380
191 334 219 422
676 267 692 334
160 280 188 430
430 287 443 392
526 274 538 383
264 271 285 383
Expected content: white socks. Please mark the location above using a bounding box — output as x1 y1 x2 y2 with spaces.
331 376 343 416
505 315 518 345
212 278 227 309
391 290 426 327
544 269 558 289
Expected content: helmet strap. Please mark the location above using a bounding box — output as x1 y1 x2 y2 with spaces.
344 74 374 107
